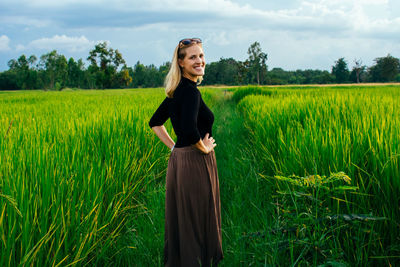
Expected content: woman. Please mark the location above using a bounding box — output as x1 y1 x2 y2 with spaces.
149 38 223 266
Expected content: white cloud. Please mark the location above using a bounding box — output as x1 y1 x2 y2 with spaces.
126 0 400 40
3 0 399 39
0 0 94 8
143 0 259 16
206 32 231 46
0 0 399 71
28 35 95 52
0 35 11 51
0 16 51 28
296 0 391 24
15 44 25 52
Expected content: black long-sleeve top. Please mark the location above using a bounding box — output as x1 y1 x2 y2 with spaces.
148 77 214 148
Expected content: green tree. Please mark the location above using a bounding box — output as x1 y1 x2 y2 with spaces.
67 58 85 88
368 54 400 82
7 54 39 89
332 58 349 83
247 42 268 85
39 50 68 90
202 62 218 85
158 62 170 86
236 60 248 85
314 70 335 84
0 71 18 90
350 58 366 83
219 58 241 85
117 67 133 88
85 65 98 89
352 59 366 83
143 64 159 88
203 58 241 85
8 55 28 89
266 68 287 85
131 61 146 87
128 62 168 88
87 42 127 88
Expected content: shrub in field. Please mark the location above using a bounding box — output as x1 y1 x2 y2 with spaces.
263 172 386 265
236 171 386 265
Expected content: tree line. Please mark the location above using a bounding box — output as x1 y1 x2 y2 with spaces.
1 41 399 90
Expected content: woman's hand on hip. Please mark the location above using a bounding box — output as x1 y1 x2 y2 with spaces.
203 133 216 153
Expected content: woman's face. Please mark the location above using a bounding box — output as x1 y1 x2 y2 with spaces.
179 44 206 82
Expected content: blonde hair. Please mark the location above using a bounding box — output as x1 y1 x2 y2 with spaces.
165 43 203 98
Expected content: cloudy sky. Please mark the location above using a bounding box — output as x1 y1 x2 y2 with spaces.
0 0 399 71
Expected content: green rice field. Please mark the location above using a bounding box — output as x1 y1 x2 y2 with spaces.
0 84 399 266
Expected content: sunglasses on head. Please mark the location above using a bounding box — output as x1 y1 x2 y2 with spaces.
179 38 202 47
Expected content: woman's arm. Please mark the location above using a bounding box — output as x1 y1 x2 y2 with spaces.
151 125 175 150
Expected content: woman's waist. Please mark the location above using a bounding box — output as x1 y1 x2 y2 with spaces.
172 145 197 152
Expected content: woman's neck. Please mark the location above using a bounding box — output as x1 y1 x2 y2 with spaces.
182 73 198 83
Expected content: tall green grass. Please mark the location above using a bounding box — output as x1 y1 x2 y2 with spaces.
2 85 399 266
0 89 172 266
236 85 400 265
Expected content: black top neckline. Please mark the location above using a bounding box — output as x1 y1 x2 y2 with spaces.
181 76 197 87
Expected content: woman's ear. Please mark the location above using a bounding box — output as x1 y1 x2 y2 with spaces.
178 58 183 68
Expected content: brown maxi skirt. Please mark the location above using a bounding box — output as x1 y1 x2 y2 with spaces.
164 146 223 267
